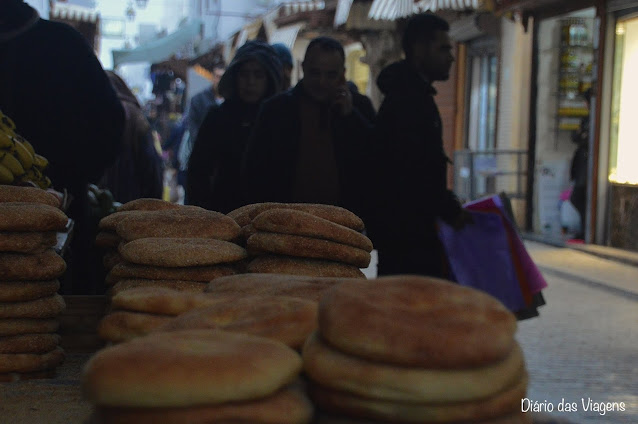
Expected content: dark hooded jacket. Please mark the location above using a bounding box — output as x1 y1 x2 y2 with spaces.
367 60 462 250
240 81 374 220
186 41 282 213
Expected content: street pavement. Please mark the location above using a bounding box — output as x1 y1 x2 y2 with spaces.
518 241 638 424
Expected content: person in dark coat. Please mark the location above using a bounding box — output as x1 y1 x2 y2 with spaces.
186 41 282 213
367 13 471 277
100 71 164 204
0 1 124 294
241 37 373 219
347 80 376 125
569 88 592 239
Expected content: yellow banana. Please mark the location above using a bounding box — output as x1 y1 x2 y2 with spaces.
0 111 16 132
0 132 14 149
0 164 14 184
38 175 52 189
0 151 25 177
13 134 35 155
12 139 33 170
33 154 49 170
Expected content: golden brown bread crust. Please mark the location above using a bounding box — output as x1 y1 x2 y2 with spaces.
252 209 373 251
119 238 247 267
0 346 65 373
247 256 366 278
0 294 65 318
0 333 61 353
205 273 356 302
157 295 318 349
97 311 173 343
247 233 371 268
308 371 528 423
102 250 123 271
117 198 182 212
115 209 241 241
0 231 57 253
0 249 66 281
110 287 227 316
228 203 365 231
95 231 121 248
82 329 303 407
0 280 59 302
93 386 313 424
99 211 145 231
110 279 208 296
0 203 68 232
319 276 517 368
107 262 236 284
303 332 526 403
0 186 59 207
0 318 59 336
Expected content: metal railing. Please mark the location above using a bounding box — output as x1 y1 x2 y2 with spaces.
453 149 528 203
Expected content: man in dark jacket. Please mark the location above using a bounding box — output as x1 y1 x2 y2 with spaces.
0 1 125 294
368 13 470 277
241 37 373 219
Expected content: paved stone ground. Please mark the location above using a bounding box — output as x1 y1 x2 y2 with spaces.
518 242 638 424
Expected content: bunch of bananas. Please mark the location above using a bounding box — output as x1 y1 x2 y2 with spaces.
0 110 51 189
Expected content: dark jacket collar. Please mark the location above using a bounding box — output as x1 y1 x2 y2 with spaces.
377 60 437 97
0 4 39 43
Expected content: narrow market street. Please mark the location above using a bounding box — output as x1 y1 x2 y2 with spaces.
518 242 638 424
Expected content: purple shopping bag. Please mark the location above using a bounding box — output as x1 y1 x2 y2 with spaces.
464 195 548 294
438 210 527 312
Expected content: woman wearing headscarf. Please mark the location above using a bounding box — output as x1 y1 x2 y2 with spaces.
186 41 282 213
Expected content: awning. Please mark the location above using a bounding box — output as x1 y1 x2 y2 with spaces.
367 0 490 20
50 2 99 23
268 23 305 49
334 0 354 27
112 19 201 68
235 18 264 49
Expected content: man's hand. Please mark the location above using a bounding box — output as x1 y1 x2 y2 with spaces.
332 84 353 116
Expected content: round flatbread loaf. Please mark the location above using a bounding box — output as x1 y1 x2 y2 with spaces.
103 250 123 271
0 333 61 354
99 211 145 232
319 276 517 368
93 386 313 424
0 368 58 382
247 256 366 278
0 231 57 253
119 238 247 267
110 279 208 296
95 231 121 249
0 318 59 336
110 287 226 316
205 273 356 302
107 262 235 285
115 209 240 242
308 372 527 424
158 295 318 349
0 203 67 232
253 209 373 251
0 249 66 281
0 185 59 207
248 233 371 268
0 280 59 302
0 294 65 318
0 346 65 373
117 198 182 212
228 203 365 231
303 332 525 403
83 329 303 407
97 311 173 343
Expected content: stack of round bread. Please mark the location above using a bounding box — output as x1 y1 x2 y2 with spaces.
95 198 181 274
83 329 313 424
0 186 68 381
304 276 531 424
228 203 372 278
99 200 245 296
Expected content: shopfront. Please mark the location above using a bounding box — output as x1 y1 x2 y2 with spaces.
598 1 638 251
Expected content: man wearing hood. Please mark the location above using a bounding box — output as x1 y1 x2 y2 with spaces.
368 13 471 277
0 1 124 294
241 37 373 220
187 41 282 213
